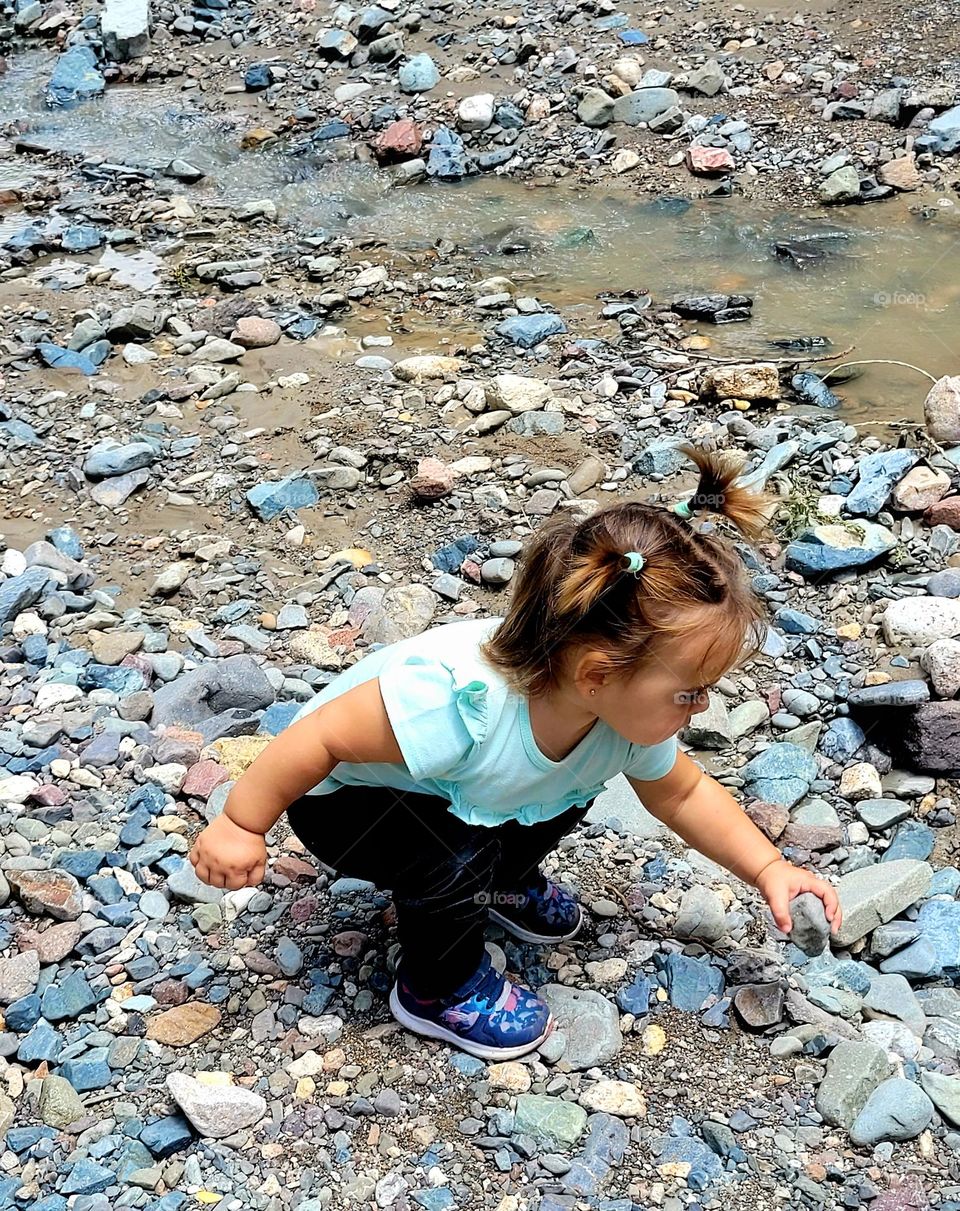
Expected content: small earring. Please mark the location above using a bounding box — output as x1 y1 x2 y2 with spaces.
590 689 597 696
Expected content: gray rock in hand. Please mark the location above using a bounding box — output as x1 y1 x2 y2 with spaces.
789 892 831 956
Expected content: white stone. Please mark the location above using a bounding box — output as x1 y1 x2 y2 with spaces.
612 56 645 86
839 762 883 801
883 597 960 646
144 763 188 793
166 1072 266 1138
458 93 495 131
922 638 960 698
0 775 39 805
34 683 83 711
102 0 150 61
612 148 641 174
484 374 554 414
924 375 960 444
1 549 27 576
579 1079 647 1117
393 356 462 383
122 343 157 365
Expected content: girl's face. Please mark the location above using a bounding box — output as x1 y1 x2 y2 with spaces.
577 623 738 747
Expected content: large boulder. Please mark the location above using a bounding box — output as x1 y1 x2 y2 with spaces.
484 375 553 414
150 656 276 729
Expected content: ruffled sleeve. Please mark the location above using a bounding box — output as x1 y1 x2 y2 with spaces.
377 654 488 784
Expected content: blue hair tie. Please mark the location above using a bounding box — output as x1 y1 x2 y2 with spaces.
622 551 645 576
673 500 694 520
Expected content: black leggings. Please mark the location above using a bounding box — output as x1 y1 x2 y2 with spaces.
287 785 590 999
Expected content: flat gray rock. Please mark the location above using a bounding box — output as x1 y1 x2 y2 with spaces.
834 859 932 946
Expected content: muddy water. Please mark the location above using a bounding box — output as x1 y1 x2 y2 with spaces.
3 52 959 422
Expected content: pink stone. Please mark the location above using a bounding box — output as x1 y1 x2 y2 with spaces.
9 869 83 921
273 855 317 881
927 496 960 531
290 895 319 923
746 800 789 841
686 145 735 175
374 119 423 163
30 785 69 806
410 457 457 500
232 316 282 349
333 930 366 958
872 1177 929 1211
181 758 230 800
18 921 81 963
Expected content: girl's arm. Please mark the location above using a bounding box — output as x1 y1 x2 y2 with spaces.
189 678 404 890
628 751 842 935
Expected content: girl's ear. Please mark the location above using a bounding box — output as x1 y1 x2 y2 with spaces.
573 650 613 697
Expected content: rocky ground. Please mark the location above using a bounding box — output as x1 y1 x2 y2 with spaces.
2 0 960 1209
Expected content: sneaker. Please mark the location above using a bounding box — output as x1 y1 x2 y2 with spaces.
390 952 553 1061
489 876 583 944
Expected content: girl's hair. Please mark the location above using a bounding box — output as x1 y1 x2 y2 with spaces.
482 446 771 697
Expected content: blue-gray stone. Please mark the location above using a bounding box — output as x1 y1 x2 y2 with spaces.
41 970 105 1022
848 680 929 708
83 441 157 479
928 569 960 598
562 1112 628 1196
0 568 54 625
48 526 83 559
8 1125 57 1153
496 313 567 348
785 521 896 578
775 607 820 634
59 1158 116 1196
661 953 724 1012
879 935 940 979
62 225 104 252
929 867 960 897
634 442 687 477
616 974 650 1015
431 535 479 574
819 717 865 762
845 449 919 517
881 819 935 863
18 1019 63 1064
6 993 42 1032
916 898 960 977
0 418 41 446
649 1132 723 1191
916 104 960 154
399 52 439 93
140 1115 193 1157
740 742 818 807
246 474 319 521
38 342 99 374
47 45 105 107
59 849 106 879
258 701 301 735
276 938 304 977
849 1077 934 1146
58 1049 112 1091
427 126 468 180
89 468 150 506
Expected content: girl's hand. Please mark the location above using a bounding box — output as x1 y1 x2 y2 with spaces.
754 858 842 937
190 814 267 890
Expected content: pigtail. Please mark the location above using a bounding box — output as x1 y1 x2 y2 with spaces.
554 541 626 617
680 445 772 541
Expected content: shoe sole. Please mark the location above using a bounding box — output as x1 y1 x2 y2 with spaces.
488 907 583 945
389 985 554 1061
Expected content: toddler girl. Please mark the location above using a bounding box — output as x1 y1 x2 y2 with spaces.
189 447 840 1060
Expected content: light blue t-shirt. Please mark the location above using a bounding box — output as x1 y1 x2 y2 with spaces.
292 616 677 827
